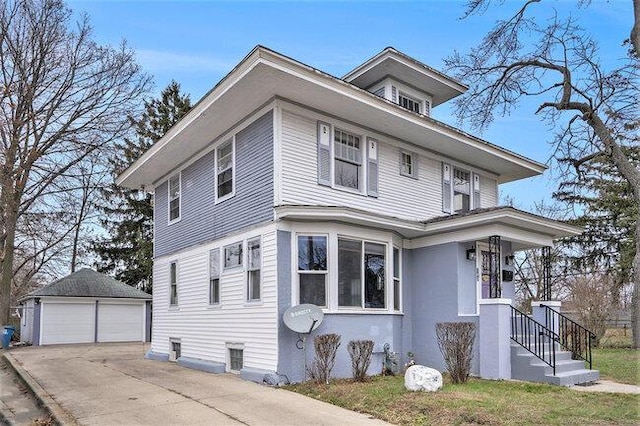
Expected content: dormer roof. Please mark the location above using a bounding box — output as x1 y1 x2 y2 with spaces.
342 47 467 106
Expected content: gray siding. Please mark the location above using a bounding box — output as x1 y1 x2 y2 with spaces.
155 111 274 257
407 243 480 375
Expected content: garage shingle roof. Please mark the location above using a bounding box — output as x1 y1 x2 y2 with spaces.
25 268 151 300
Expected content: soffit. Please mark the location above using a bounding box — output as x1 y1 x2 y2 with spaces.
117 48 545 190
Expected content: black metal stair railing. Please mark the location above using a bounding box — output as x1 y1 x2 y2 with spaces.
510 305 557 375
542 304 595 369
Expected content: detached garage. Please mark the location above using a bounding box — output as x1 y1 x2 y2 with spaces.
19 269 151 346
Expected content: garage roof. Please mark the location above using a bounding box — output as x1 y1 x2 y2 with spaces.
22 269 151 300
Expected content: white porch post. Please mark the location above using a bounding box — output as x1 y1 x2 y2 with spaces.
531 300 562 335
478 298 512 380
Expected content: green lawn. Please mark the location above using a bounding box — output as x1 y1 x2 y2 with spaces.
593 348 639 386
288 375 639 425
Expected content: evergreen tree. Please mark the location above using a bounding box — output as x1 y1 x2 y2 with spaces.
94 82 192 293
554 146 639 299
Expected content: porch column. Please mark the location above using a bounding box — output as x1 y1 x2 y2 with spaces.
542 246 551 301
531 300 561 335
478 298 512 380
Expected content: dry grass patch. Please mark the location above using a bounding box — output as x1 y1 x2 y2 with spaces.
287 375 639 425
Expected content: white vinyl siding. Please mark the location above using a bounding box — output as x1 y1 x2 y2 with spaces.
280 109 447 221
150 225 279 372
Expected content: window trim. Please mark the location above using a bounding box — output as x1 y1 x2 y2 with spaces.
167 173 181 225
209 248 221 305
393 246 401 311
337 236 387 310
215 137 236 204
400 150 418 179
169 261 178 307
453 167 471 214
223 241 244 272
246 237 262 302
398 92 422 114
333 127 364 193
226 342 245 373
296 234 329 307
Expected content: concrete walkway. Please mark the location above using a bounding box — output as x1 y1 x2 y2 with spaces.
3 343 388 425
570 379 640 394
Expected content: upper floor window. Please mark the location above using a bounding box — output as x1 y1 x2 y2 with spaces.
168 174 180 223
224 242 243 270
398 93 421 114
298 235 327 307
400 151 417 178
247 238 261 301
216 138 234 201
169 262 178 306
334 129 361 190
338 239 386 309
209 249 220 304
453 168 471 213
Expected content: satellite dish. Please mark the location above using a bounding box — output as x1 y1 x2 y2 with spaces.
283 304 324 334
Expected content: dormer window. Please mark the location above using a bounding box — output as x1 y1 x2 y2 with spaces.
398 93 421 114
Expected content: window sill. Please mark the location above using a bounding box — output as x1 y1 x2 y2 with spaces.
400 172 418 180
215 192 236 205
331 184 366 197
168 217 182 226
168 306 180 312
244 300 263 307
324 309 403 316
207 304 222 309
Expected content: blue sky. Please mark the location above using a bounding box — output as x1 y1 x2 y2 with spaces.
69 0 632 210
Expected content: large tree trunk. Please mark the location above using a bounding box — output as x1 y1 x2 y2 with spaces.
0 213 17 325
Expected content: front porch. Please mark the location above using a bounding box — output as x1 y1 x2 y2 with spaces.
420 208 598 386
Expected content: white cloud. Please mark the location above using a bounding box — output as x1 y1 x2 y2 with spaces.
135 49 233 73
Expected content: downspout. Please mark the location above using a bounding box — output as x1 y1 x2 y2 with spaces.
94 300 99 343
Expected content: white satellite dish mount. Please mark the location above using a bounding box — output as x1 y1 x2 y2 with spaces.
283 304 325 380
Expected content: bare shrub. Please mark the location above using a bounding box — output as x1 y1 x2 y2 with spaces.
565 273 616 347
436 322 476 384
347 340 374 381
308 333 341 384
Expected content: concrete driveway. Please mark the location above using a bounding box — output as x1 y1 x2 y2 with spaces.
6 343 388 425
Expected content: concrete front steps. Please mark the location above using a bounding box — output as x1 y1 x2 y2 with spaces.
511 343 599 386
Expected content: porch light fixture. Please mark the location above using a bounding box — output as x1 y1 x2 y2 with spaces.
466 248 476 261
505 255 515 266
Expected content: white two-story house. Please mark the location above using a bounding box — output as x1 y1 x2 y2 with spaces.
117 46 598 386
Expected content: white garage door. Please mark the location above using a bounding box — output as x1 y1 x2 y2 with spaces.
41 302 95 345
97 303 144 342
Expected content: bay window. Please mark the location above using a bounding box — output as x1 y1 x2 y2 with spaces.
297 235 327 306
338 238 386 309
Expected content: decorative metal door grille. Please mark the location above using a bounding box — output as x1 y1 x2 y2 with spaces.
488 235 501 298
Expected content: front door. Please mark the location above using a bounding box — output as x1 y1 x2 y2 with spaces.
476 242 501 301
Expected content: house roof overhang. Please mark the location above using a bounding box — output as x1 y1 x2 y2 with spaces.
342 47 468 106
275 205 582 251
117 46 546 190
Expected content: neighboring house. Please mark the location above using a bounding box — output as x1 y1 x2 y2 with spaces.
19 269 151 345
117 46 598 386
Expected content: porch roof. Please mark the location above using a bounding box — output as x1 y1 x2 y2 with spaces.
275 205 582 250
